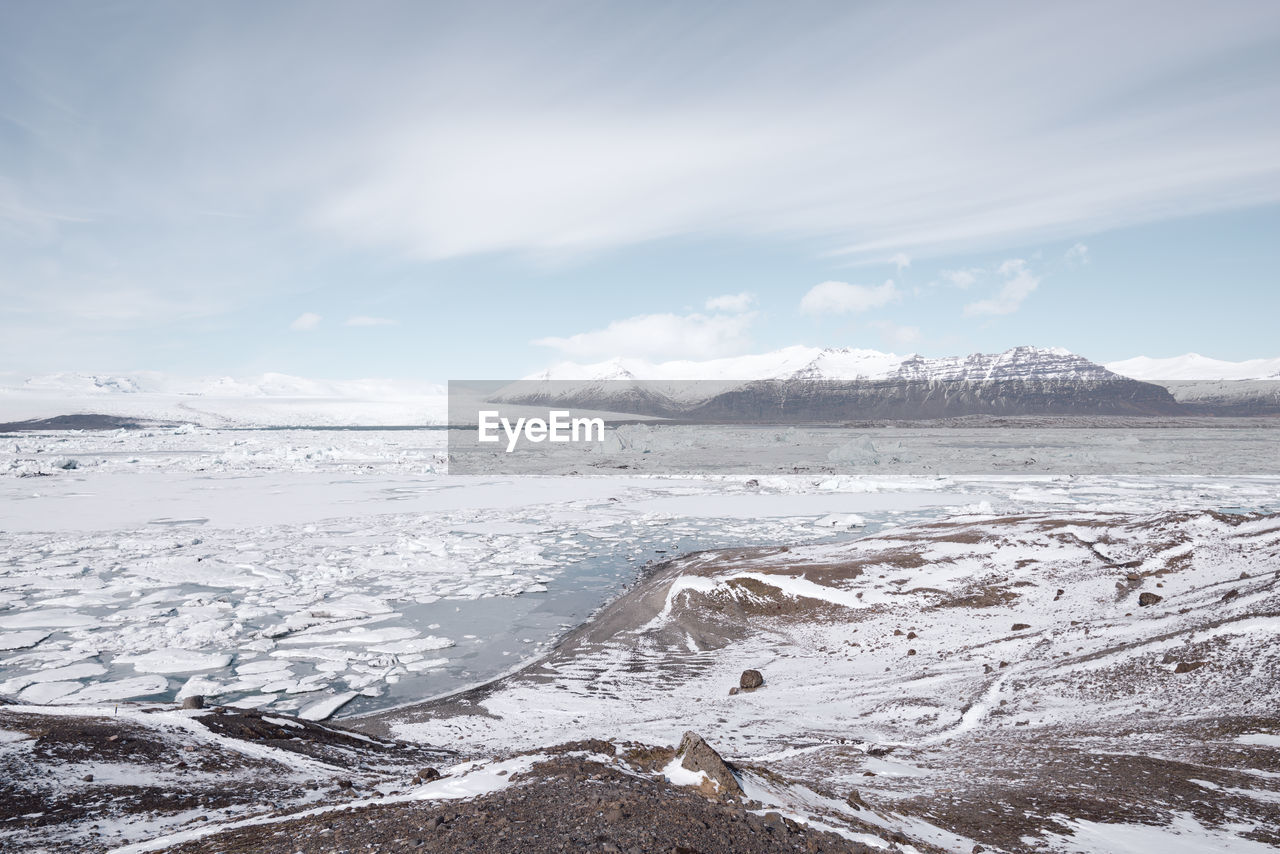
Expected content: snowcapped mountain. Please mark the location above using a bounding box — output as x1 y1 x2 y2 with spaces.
498 346 1181 420
1106 354 1280 381
530 345 1112 386
21 373 144 394
1103 355 1280 415
0 372 447 427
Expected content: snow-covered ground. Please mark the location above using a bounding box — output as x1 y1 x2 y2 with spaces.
0 373 446 427
2 426 1278 723
1107 353 1280 381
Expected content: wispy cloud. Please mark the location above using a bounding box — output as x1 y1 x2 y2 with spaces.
939 269 979 289
533 310 756 361
871 320 922 349
963 260 1040 317
299 4 1280 262
290 312 322 331
1065 242 1090 265
800 280 899 316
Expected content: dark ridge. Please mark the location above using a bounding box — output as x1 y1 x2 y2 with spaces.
0 414 185 432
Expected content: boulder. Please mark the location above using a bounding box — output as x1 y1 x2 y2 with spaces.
739 669 764 691
1138 592 1163 607
181 695 205 710
675 731 743 797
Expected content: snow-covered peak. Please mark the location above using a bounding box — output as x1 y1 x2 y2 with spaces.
1106 354 1280 381
1 372 447 427
20 373 143 394
533 345 1102 384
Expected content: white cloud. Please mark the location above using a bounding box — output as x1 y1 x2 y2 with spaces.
289 312 322 331
533 310 756 361
345 315 398 327
1065 242 1090 265
963 259 1040 316
940 269 979 289
871 320 922 349
889 253 911 272
704 292 756 313
800 280 899 316
299 4 1280 263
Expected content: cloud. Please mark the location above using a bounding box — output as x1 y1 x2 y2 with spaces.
345 315 397 327
290 312 322 331
2 2 1279 374
533 310 756 361
889 253 911 272
963 260 1040 316
940 269 979 289
871 320 922 349
296 4 1280 262
704 292 755 313
1065 242 1090 265
800 280 899 316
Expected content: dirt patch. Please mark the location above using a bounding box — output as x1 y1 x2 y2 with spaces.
165 754 885 854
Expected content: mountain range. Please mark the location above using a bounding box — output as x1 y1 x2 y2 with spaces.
496 346 1186 421
2 348 1278 427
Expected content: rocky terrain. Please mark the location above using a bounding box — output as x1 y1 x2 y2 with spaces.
1158 380 1280 416
369 509 1280 851
5 509 1277 852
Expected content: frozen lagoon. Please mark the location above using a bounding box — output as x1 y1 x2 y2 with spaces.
1 425 1278 719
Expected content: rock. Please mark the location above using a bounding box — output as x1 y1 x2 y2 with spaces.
337 779 353 789
845 790 867 810
739 669 764 691
1012 623 1030 631
82 774 93 782
1221 589 1239 602
1160 652 1177 665
728 687 739 696
1138 592 1163 607
906 631 917 639
907 649 916 656
675 731 743 797
417 768 441 782
1174 661 1207 673
181 695 205 710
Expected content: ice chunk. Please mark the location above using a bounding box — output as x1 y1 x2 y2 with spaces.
117 648 233 674
68 675 169 702
0 630 52 651
297 691 358 721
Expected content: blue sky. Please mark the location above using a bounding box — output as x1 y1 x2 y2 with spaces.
2 0 1278 380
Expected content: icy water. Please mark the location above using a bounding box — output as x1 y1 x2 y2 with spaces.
2 426 1278 721
340 508 947 716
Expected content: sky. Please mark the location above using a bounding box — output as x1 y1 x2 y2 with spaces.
1 0 1279 381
